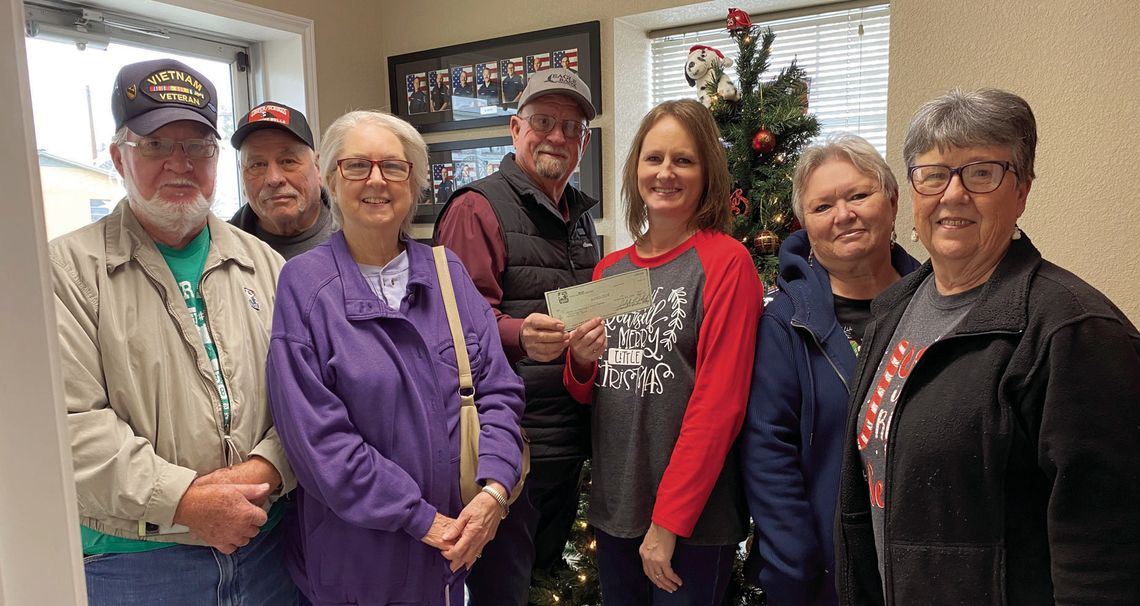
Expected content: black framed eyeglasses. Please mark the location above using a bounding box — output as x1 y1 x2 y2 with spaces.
336 158 413 182
121 137 218 159
908 160 1017 195
519 113 587 139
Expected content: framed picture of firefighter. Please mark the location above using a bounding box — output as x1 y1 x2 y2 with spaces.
388 21 600 133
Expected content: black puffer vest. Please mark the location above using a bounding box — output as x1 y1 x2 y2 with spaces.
435 153 599 461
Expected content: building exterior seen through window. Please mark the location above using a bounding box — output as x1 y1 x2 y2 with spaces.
25 37 242 239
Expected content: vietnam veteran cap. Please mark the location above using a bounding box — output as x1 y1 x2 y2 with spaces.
111 58 219 136
230 101 315 150
516 68 596 120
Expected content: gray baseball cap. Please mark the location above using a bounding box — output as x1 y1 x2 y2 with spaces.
516 68 596 120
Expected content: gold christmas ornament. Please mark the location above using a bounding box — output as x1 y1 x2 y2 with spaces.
753 229 781 255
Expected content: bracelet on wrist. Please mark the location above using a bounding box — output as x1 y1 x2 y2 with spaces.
481 484 509 519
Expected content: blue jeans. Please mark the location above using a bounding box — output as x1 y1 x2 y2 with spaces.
84 522 301 606
594 529 735 606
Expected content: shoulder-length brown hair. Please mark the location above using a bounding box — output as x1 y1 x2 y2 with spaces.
621 99 732 242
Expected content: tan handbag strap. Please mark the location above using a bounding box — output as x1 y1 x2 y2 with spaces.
432 247 475 407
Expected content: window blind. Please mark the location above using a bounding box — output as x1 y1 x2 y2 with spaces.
650 3 891 154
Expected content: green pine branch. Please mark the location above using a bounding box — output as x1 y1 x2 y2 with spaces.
710 25 819 285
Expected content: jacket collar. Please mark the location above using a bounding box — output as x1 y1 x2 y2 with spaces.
496 152 598 225
329 230 435 320
779 229 921 338
872 235 1042 335
104 199 255 272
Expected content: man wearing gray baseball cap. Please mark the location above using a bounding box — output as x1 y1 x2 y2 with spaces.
49 58 300 605
434 67 599 605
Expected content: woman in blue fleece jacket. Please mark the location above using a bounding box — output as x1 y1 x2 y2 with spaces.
743 134 918 606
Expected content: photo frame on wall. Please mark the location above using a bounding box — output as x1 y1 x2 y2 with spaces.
416 128 602 225
388 21 601 133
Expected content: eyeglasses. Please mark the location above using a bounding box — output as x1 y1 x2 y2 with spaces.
336 158 413 182
121 137 218 159
519 113 587 139
908 161 1017 195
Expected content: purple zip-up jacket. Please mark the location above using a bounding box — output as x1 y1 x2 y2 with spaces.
267 232 525 605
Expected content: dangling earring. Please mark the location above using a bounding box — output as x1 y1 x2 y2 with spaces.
1012 224 1022 240
890 228 898 247
910 227 919 242
807 247 815 266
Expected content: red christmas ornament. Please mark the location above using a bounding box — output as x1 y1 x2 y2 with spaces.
726 8 753 33
752 129 776 153
729 188 749 216
753 230 781 255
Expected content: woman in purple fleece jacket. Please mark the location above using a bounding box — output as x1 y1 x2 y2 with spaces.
267 110 526 606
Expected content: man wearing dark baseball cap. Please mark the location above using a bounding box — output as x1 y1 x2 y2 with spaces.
229 101 334 259
50 58 300 605
433 67 599 606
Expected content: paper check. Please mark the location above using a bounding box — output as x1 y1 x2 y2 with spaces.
544 268 652 330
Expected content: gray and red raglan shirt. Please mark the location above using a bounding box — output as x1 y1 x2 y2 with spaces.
565 229 763 544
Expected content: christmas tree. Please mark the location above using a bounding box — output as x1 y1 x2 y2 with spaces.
530 11 819 606
529 462 600 606
710 9 820 287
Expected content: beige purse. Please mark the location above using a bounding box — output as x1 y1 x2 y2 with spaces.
432 246 530 506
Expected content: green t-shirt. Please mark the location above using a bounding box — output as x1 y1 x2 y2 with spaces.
82 226 282 555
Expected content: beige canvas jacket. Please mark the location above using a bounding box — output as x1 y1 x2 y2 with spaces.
49 200 295 545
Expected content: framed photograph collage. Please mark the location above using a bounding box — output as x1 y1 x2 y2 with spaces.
388 21 600 133
389 21 603 231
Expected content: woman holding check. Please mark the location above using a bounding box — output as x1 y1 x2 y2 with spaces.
564 99 763 605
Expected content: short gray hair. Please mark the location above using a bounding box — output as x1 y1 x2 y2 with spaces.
902 88 1037 182
318 110 429 237
792 133 898 223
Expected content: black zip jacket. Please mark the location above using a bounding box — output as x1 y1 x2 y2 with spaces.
835 235 1140 606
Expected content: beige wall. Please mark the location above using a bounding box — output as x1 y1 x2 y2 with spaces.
888 0 1140 321
244 0 1140 320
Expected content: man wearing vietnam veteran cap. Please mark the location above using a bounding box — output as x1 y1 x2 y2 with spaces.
433 67 599 605
230 101 335 259
48 58 300 605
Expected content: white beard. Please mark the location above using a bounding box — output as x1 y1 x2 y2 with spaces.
124 165 214 244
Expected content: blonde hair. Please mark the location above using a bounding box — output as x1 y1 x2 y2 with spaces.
792 133 898 223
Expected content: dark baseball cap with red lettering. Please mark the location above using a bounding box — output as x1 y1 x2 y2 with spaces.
230 101 315 150
111 58 219 136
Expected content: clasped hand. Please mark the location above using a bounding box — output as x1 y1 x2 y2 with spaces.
421 488 506 571
171 457 282 554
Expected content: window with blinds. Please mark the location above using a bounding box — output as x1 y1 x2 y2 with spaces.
650 3 890 154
